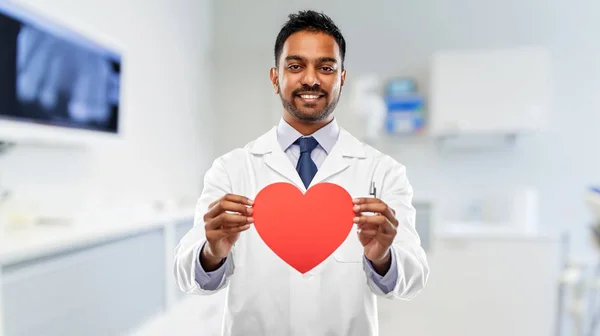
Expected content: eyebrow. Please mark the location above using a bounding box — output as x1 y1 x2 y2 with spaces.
285 55 338 64
318 57 338 64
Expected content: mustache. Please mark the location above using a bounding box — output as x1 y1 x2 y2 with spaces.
292 85 327 96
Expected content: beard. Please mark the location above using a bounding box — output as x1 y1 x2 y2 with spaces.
279 84 341 122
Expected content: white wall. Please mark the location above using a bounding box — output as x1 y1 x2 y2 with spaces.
211 0 600 257
0 0 214 218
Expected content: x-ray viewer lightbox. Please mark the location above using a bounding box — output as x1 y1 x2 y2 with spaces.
0 2 124 146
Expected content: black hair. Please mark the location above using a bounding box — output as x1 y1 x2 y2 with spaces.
274 10 346 69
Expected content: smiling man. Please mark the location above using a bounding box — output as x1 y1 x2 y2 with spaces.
174 10 430 336
272 32 343 124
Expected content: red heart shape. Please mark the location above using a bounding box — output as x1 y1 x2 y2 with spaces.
252 182 355 274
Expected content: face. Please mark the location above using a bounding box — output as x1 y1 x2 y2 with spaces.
270 31 346 122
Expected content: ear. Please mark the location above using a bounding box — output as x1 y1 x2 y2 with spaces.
341 68 347 87
269 67 279 94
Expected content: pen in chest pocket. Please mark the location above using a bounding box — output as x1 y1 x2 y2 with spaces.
361 182 376 217
369 182 376 198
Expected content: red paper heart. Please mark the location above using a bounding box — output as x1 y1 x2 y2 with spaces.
252 182 355 274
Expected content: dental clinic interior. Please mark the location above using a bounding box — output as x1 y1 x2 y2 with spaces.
1 0 600 335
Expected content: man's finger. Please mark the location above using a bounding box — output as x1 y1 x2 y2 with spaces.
209 194 254 209
224 194 254 206
353 197 382 204
221 224 251 235
218 212 254 227
206 212 252 230
353 214 387 227
358 228 378 238
357 222 379 232
353 202 395 222
354 202 388 214
220 221 253 229
206 200 252 220
354 214 398 235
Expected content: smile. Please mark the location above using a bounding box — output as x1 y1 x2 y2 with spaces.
296 94 324 102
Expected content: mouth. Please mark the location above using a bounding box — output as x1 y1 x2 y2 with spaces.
295 93 325 103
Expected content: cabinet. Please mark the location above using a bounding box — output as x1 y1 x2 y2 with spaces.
377 234 561 336
1 228 166 336
428 47 551 137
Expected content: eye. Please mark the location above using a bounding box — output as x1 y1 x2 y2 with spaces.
288 65 302 71
320 66 334 73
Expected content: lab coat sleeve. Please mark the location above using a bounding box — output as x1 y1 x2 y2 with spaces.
366 156 430 300
194 241 232 290
362 247 399 294
173 157 236 295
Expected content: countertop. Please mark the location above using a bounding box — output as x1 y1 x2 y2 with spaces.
0 207 196 266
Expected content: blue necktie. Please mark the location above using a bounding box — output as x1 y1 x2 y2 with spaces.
295 136 319 188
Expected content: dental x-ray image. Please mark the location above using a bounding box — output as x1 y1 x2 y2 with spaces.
0 6 121 133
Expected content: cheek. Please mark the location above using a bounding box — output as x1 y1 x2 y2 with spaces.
281 85 297 98
278 78 291 95
327 82 341 96
324 76 342 91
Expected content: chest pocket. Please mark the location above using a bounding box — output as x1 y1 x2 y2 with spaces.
331 184 375 264
332 228 364 263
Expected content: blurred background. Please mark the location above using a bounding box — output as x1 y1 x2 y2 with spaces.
0 0 599 335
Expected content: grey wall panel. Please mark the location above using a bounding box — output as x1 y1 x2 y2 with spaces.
2 228 166 336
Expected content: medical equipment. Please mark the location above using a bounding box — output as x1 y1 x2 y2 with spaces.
585 187 600 220
349 74 387 141
0 1 124 147
557 186 600 336
384 78 425 135
348 75 427 139
556 242 593 336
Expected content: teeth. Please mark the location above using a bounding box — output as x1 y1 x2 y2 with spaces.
300 95 320 99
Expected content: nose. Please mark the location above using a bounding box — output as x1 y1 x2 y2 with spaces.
300 67 320 87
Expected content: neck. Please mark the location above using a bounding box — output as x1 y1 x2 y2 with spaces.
283 113 334 136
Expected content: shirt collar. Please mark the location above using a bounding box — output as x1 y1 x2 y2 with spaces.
276 117 339 154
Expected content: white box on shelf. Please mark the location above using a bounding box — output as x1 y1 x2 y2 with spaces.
428 46 551 137
378 231 561 336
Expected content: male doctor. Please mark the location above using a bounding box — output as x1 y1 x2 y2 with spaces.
174 10 429 336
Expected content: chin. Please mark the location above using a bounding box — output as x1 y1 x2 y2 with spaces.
297 111 331 122
282 97 334 122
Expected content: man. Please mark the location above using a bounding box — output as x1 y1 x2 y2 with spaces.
174 10 429 336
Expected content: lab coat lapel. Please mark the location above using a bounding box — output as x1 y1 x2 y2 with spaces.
309 128 366 187
250 127 367 191
251 127 305 190
309 141 349 186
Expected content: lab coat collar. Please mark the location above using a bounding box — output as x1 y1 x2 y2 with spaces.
251 117 366 190
276 117 338 155
251 118 366 159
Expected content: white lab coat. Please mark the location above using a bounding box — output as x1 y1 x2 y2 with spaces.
174 126 429 336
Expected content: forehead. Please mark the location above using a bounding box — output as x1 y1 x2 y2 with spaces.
281 31 341 62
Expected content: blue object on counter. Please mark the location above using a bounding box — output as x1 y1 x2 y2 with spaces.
385 77 418 97
384 95 425 134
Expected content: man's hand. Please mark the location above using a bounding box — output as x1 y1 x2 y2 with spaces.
201 194 254 271
353 198 398 275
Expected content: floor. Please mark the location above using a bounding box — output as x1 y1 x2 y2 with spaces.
130 294 226 336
